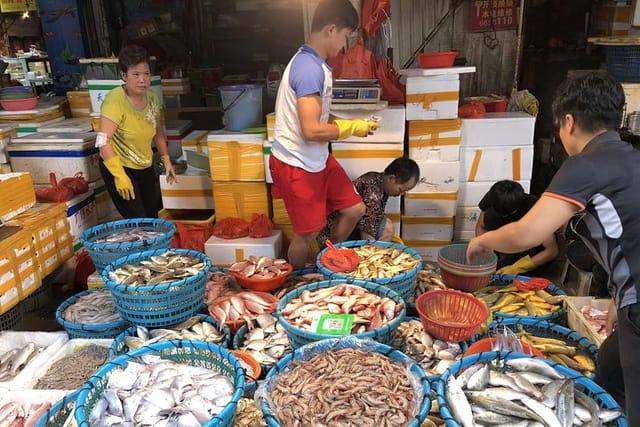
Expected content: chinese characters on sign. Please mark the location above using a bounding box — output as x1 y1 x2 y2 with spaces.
470 0 518 32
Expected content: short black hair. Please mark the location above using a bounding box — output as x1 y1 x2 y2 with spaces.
552 73 625 133
118 45 150 74
488 180 526 216
384 157 420 184
311 0 359 33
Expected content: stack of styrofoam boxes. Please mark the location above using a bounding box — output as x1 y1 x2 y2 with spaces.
205 130 279 266
162 77 192 108
400 66 476 261
66 90 92 118
0 102 67 137
37 117 93 134
164 119 193 161
0 124 17 173
455 112 536 241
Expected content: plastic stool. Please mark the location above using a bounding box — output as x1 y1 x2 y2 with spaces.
559 258 594 296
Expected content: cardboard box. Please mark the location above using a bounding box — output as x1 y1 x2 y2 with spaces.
331 143 404 181
330 105 406 143
565 296 611 347
461 113 535 147
401 216 454 241
402 239 451 262
212 181 269 221
205 229 283 266
160 167 213 210
412 160 460 193
455 206 481 232
207 131 266 181
0 172 36 223
459 145 534 182
405 74 460 120
404 192 457 217
457 180 530 206
408 119 461 162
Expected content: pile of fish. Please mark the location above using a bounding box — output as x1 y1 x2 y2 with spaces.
268 348 417 426
474 284 564 317
107 250 206 286
120 316 226 352
344 244 421 280
35 344 109 390
93 227 166 244
413 268 447 302
204 270 241 304
236 314 291 366
0 343 41 382
235 398 266 427
208 291 279 329
581 305 609 338
229 256 291 280
87 353 236 426
391 319 462 377
280 284 404 333
273 272 325 299
444 358 622 427
0 401 52 426
62 288 122 325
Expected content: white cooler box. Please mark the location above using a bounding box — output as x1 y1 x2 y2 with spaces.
7 132 100 184
461 112 536 147
458 180 530 206
160 167 213 210
330 105 406 143
459 145 534 182
37 117 93 133
205 229 283 266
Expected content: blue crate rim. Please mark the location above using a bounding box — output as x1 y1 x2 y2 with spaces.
259 337 431 427
108 314 231 357
102 248 211 293
35 389 81 427
74 339 245 427
316 239 423 284
55 288 129 333
274 278 406 343
435 351 627 427
80 218 176 251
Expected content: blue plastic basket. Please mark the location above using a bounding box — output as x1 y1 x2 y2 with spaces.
232 320 292 378
435 351 627 427
275 278 406 349
102 248 210 328
74 340 245 427
80 218 175 272
258 337 431 427
55 288 130 338
469 317 598 377
604 45 640 83
109 314 231 357
35 390 80 427
316 240 422 301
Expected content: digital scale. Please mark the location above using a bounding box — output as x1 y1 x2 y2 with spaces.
332 79 382 104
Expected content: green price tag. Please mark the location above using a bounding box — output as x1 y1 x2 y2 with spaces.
313 314 354 335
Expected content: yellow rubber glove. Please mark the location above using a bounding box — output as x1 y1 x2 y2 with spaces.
103 156 135 200
496 255 536 275
334 119 381 139
161 154 177 184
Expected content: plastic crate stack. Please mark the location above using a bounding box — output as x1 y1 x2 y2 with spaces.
398 66 475 261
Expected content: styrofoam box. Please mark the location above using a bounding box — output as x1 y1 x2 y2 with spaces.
15 116 66 137
458 180 530 207
460 145 534 182
403 240 451 262
565 296 611 347
0 331 68 389
412 160 460 193
165 119 193 159
160 166 213 210
385 195 401 214
331 143 404 181
455 206 481 232
401 216 454 241
7 133 100 184
405 74 460 121
408 128 461 162
264 140 272 184
87 76 162 113
453 230 475 242
37 117 93 133
65 191 98 246
461 112 535 147
330 105 406 143
404 192 457 217
205 229 283 266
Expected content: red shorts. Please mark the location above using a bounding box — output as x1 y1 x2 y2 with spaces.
270 154 362 234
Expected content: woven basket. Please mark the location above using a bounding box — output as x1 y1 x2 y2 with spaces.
74 340 245 427
34 390 80 427
604 45 640 82
316 240 422 301
257 337 431 427
80 218 175 272
275 278 406 349
55 288 130 338
437 244 496 292
102 248 210 327
109 314 231 357
0 304 22 331
232 321 292 378
436 351 627 427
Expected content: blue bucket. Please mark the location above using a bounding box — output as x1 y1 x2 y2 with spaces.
219 84 263 131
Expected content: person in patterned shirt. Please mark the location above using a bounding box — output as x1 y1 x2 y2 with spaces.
317 157 419 247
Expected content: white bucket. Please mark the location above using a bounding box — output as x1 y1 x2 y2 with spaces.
218 84 263 131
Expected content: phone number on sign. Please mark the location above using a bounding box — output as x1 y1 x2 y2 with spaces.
476 16 514 27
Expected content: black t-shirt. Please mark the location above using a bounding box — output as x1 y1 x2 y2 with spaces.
479 192 538 231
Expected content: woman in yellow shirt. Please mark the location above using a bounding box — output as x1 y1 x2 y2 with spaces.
97 45 176 218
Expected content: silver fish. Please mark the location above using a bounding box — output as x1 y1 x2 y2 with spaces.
506 358 565 379
446 376 474 427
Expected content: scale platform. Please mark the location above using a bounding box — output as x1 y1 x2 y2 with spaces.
332 79 381 104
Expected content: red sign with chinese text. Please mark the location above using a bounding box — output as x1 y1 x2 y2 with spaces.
470 0 518 32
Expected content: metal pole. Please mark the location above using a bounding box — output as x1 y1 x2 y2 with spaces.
513 0 527 90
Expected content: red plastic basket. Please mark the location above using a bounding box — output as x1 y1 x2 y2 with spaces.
415 289 488 342
417 51 458 68
229 263 292 292
439 265 494 292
